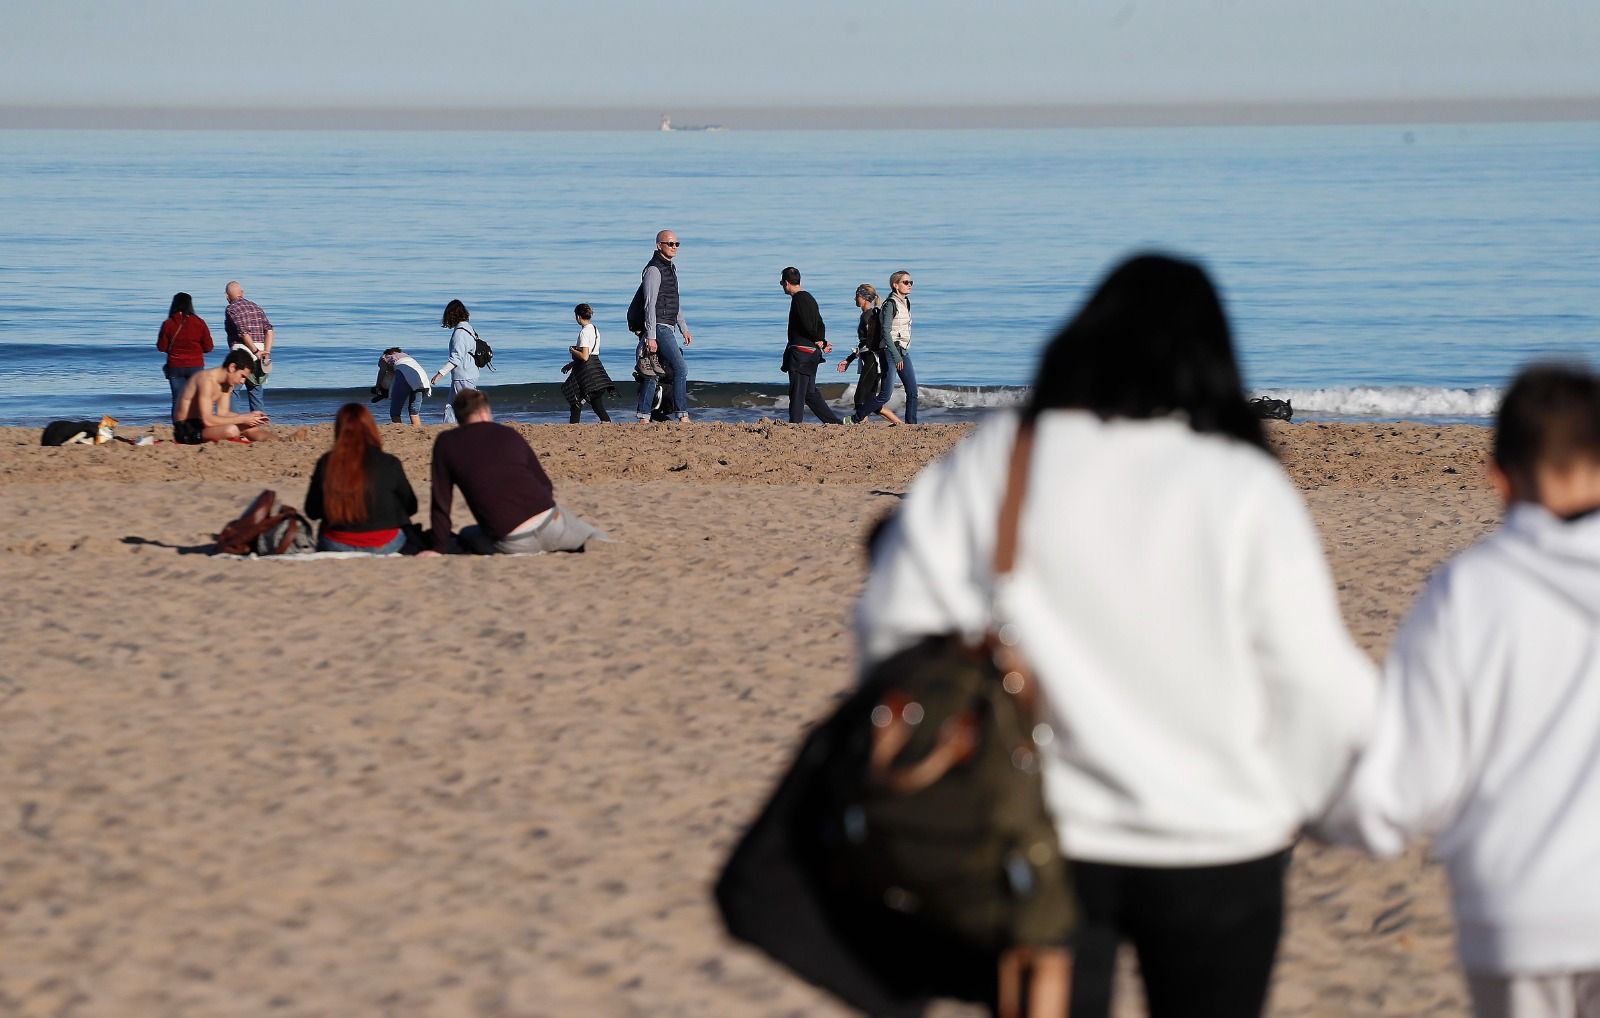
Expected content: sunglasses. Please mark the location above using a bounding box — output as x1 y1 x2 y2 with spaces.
661 241 680 248
899 279 914 286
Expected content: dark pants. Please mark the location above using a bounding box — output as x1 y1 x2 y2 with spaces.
1067 850 1289 1018
785 349 841 424
569 393 611 423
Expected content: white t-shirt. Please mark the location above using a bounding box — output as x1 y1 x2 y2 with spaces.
576 323 599 355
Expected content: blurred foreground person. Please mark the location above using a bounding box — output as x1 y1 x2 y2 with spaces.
1324 364 1600 1018
856 253 1377 1018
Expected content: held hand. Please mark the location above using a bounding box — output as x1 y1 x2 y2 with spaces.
645 338 658 354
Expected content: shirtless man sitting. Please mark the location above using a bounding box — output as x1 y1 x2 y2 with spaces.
172 348 273 444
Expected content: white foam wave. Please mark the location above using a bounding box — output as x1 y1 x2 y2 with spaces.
1254 385 1502 419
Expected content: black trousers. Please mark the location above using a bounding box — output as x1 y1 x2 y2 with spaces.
568 393 611 423
1066 849 1290 1018
786 362 841 424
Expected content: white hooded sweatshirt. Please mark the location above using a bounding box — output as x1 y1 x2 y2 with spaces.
1323 503 1600 974
857 411 1378 868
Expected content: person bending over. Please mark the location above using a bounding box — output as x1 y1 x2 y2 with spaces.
171 348 272 444
1322 363 1600 1018
424 389 604 555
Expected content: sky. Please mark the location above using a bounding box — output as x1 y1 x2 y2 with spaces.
1 0 1596 111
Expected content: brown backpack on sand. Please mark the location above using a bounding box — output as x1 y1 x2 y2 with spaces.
215 489 315 556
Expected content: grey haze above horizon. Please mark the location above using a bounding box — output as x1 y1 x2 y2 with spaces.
3 0 1596 128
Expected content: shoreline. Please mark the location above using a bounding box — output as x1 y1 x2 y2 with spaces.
1 420 1497 1016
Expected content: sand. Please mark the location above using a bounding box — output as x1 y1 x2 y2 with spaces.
0 418 1500 1017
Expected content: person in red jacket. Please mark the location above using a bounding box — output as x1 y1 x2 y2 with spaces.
156 292 215 416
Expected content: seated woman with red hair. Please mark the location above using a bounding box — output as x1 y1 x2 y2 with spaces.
303 403 419 554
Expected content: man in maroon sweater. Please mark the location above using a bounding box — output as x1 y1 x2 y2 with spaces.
423 389 605 555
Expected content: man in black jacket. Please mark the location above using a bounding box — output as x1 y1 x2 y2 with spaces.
779 266 842 425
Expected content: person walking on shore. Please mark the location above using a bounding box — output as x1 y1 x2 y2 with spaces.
157 292 214 419
836 282 903 425
631 230 694 423
778 266 841 424
881 270 918 423
561 303 616 422
430 299 480 425
223 280 273 413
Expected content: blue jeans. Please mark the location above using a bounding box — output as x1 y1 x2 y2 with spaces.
318 530 407 555
636 325 688 418
242 374 267 413
894 349 918 424
442 376 478 424
165 365 202 417
390 374 423 422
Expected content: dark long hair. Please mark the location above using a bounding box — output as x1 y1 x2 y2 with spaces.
1024 253 1268 453
323 403 382 526
168 292 195 318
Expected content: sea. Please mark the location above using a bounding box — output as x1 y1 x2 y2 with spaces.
1 122 1596 427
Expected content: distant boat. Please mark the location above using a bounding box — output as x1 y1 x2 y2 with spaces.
659 115 725 133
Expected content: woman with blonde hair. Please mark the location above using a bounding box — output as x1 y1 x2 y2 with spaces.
836 283 903 425
303 403 419 554
880 270 918 423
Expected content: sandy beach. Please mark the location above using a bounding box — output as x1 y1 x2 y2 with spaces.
0 418 1499 1017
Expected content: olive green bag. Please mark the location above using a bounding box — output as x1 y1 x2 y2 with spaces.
717 422 1075 1018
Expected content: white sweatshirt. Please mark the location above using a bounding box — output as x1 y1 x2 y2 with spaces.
1322 503 1600 974
856 411 1377 867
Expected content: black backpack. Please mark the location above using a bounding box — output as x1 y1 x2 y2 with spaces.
467 326 494 370
626 283 647 335
1249 397 1293 421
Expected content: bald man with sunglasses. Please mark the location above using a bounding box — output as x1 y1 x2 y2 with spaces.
635 230 695 423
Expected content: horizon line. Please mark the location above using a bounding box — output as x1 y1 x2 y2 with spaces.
3 96 1598 131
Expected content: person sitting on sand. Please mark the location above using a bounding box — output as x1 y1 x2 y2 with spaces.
1321 363 1600 1018
423 389 604 556
303 403 418 554
171 348 272 444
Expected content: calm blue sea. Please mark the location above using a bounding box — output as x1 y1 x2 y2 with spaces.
1 123 1596 426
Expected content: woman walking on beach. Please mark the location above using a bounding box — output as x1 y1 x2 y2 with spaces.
880 270 917 423
303 403 419 555
156 292 214 417
560 303 616 422
836 283 903 425
430 299 480 425
856 253 1377 1017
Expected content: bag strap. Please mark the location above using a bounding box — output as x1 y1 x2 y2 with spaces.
992 419 1035 578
